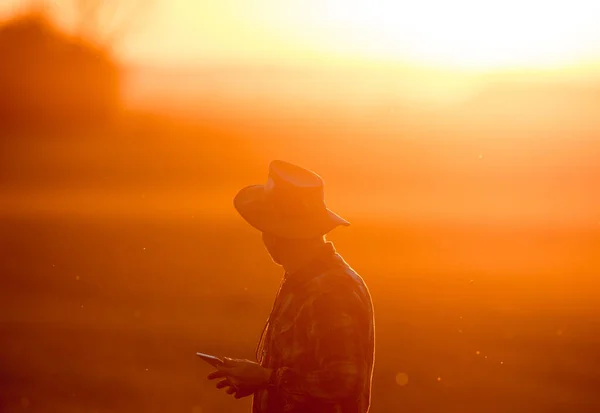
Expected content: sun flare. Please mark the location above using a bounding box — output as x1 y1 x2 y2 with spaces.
318 0 600 69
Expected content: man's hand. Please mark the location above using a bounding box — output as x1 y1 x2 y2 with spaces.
207 357 272 399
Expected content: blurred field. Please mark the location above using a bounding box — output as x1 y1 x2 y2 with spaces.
2 212 600 413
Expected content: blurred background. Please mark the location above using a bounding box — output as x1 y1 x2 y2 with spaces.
1 1 600 412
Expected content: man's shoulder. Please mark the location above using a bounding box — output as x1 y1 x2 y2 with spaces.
299 256 373 325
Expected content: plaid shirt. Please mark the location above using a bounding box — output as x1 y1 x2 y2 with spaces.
253 242 375 413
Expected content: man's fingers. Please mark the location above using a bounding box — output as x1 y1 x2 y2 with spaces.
226 387 236 395
207 370 228 380
216 379 231 389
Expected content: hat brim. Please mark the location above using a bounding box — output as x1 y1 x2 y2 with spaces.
234 184 350 239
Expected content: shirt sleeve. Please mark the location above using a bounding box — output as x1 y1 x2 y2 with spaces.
272 284 367 401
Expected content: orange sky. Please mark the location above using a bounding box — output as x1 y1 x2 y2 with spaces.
3 0 600 71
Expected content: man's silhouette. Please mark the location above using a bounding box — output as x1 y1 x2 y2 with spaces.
207 160 375 413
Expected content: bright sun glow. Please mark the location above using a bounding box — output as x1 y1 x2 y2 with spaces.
315 0 600 69
3 0 600 71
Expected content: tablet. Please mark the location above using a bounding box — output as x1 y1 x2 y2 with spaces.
196 352 225 368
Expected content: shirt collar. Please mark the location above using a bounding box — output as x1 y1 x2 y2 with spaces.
284 241 338 284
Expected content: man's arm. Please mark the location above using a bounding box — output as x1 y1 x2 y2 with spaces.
272 288 367 401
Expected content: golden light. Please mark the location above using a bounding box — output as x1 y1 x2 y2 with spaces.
317 0 600 69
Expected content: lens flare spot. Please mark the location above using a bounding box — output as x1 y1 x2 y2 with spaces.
395 372 409 386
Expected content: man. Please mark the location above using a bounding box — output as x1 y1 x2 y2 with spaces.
207 160 375 413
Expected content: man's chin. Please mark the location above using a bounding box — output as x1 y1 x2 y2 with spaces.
265 252 281 266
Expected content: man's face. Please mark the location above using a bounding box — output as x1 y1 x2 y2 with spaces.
262 232 282 265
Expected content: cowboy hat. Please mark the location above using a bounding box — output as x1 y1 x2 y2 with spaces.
233 160 350 239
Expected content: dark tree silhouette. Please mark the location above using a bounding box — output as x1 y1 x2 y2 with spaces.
0 1 153 133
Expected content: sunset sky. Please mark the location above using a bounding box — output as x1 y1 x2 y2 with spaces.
3 0 600 70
